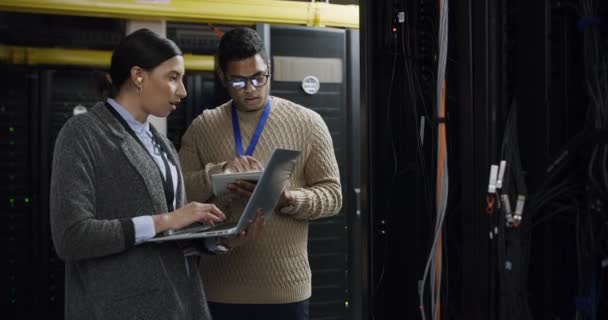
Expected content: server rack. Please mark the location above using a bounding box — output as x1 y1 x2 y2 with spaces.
269 25 356 320
1 66 40 316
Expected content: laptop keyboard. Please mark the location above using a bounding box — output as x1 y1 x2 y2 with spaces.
169 222 214 235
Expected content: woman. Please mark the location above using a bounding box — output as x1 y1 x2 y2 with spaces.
50 28 224 320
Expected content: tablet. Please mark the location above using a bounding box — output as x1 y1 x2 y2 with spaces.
211 171 263 195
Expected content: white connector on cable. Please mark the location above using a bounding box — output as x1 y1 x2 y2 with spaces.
501 194 514 226
488 165 499 194
398 11 405 23
496 160 507 189
512 195 526 227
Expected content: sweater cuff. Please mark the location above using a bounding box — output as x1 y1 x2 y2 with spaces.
119 218 136 249
206 162 226 176
279 189 310 216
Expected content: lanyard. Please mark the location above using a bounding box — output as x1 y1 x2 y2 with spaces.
231 99 271 156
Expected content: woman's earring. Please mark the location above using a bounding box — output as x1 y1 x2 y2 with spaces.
136 77 143 94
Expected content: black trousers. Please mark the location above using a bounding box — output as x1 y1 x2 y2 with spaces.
208 299 310 320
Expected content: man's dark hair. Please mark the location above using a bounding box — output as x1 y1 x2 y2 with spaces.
109 28 182 92
217 27 269 72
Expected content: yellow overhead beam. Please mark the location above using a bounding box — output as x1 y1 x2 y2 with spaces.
0 46 112 68
0 0 359 29
0 45 215 71
183 53 215 71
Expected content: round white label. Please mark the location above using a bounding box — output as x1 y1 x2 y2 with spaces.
301 76 320 95
73 105 88 116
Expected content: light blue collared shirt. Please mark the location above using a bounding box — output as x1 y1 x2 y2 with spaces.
107 98 178 244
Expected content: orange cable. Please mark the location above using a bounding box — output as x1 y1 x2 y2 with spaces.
435 79 447 320
434 1 447 318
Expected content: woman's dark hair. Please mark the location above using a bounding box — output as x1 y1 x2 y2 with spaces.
217 27 269 72
106 28 182 95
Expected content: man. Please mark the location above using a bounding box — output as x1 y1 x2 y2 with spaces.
179 27 342 319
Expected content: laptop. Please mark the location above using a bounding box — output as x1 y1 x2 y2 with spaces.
147 148 301 242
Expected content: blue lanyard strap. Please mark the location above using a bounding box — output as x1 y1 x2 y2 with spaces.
231 99 272 156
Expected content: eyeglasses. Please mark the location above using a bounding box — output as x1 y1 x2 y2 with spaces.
226 71 270 89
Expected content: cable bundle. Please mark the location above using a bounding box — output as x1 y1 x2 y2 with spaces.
519 1 608 318
492 100 534 320
418 0 449 319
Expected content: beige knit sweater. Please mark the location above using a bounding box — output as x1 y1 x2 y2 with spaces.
179 96 342 304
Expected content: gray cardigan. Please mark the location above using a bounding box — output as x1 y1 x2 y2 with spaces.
50 102 211 320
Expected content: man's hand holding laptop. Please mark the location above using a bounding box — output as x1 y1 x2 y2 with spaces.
219 208 264 250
